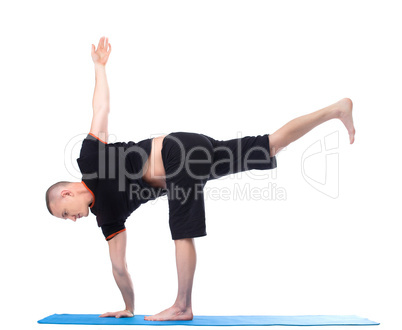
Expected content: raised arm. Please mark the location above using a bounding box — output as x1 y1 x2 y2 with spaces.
90 36 111 143
100 230 135 318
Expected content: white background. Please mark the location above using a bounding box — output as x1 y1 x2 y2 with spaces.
0 1 400 329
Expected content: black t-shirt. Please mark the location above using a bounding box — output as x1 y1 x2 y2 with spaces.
77 133 167 241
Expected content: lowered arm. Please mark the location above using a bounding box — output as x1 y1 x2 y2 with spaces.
100 230 135 318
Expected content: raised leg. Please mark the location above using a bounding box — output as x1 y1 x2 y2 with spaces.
269 98 355 157
144 238 195 321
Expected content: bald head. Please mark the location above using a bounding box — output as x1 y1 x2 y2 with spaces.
45 181 72 215
45 181 92 221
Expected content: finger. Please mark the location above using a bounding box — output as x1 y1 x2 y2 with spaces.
100 312 113 318
105 37 108 50
91 44 95 55
98 36 105 49
107 43 112 55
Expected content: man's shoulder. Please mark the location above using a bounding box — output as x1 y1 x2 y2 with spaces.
77 133 108 175
80 133 106 156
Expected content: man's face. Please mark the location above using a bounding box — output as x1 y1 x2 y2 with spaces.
51 193 90 222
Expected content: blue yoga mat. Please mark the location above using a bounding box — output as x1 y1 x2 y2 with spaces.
37 314 379 326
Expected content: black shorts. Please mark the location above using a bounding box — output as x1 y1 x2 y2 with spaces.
161 132 277 240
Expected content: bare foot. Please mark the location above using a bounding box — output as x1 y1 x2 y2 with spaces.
144 305 193 321
335 98 355 144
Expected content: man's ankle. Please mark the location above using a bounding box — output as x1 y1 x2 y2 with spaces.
173 301 192 312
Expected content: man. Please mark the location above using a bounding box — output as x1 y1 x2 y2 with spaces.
46 37 355 321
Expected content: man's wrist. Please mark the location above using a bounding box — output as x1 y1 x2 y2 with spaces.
94 63 106 70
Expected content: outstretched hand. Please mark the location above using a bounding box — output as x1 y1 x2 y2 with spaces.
100 309 134 318
91 36 111 66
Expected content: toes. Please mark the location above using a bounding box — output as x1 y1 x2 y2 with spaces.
349 129 355 144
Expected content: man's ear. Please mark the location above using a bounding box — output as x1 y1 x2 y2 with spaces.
61 189 74 198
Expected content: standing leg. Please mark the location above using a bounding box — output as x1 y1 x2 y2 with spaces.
269 98 355 157
144 238 195 321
